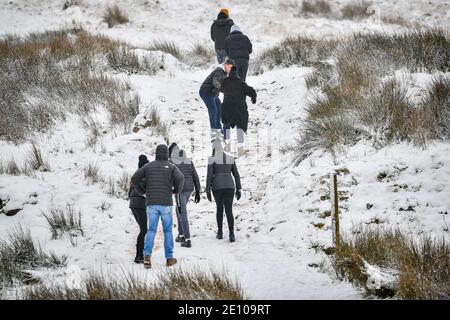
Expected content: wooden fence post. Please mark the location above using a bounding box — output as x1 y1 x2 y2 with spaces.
331 172 340 252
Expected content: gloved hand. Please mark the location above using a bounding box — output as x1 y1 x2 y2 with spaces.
251 96 257 104
235 190 241 201
207 192 212 202
194 191 201 203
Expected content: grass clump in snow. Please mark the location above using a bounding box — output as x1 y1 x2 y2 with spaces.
302 0 332 16
25 266 244 300
330 226 450 299
292 29 450 164
107 46 164 75
148 40 182 60
0 226 67 290
42 203 83 239
103 5 129 28
340 0 371 20
25 143 50 172
184 42 215 67
0 28 142 143
252 36 337 75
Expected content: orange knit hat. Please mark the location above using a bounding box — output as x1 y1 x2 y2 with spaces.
219 8 229 17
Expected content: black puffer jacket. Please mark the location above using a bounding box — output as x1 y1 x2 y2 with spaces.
210 16 234 50
206 139 241 192
225 31 252 60
200 66 226 96
170 144 200 193
220 68 257 132
131 145 184 206
128 180 146 209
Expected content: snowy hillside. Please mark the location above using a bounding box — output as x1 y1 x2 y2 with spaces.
0 0 449 300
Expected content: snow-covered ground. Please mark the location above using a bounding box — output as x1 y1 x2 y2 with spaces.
1 0 449 299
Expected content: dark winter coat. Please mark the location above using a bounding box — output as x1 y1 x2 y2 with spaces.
206 139 241 192
200 66 227 96
224 31 252 60
128 180 146 209
170 144 201 193
131 145 184 206
219 69 257 133
210 16 234 50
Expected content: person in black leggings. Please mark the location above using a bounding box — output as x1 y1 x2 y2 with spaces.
129 154 149 263
206 138 242 242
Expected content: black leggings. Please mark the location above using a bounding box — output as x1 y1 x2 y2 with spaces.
213 189 235 232
131 207 147 256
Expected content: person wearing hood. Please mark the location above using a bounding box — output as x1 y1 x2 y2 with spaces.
220 65 257 157
131 144 184 269
210 8 234 63
129 154 149 264
199 58 235 139
224 24 253 81
168 143 201 248
206 138 242 242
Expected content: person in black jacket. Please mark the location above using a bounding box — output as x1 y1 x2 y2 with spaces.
131 144 184 269
169 143 201 248
206 138 242 242
129 154 149 264
210 8 234 63
199 59 235 139
220 66 257 157
224 24 253 81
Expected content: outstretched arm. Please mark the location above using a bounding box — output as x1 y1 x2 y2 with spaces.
192 163 201 192
172 166 185 194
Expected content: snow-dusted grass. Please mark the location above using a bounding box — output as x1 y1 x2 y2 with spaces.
107 46 164 75
0 28 143 142
0 227 67 290
42 203 83 239
292 28 450 164
301 0 332 16
252 35 337 75
340 1 371 20
330 226 450 299
24 266 244 300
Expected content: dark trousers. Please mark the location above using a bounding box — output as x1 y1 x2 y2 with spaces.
213 189 235 232
216 49 227 64
176 191 192 240
199 89 222 130
234 58 249 81
131 207 147 257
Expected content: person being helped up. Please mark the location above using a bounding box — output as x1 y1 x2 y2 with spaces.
206 138 242 243
210 8 234 64
131 144 184 269
129 154 149 264
199 58 235 139
169 143 201 248
224 24 252 81
220 65 257 157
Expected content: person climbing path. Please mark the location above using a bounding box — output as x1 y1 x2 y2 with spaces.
210 8 234 64
225 24 253 81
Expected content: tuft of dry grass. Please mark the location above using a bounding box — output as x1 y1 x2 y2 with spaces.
302 0 331 16
103 5 129 28
42 202 83 239
148 40 182 60
330 226 450 299
341 1 371 20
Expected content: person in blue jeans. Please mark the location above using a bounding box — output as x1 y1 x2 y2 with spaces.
199 59 235 139
131 144 184 269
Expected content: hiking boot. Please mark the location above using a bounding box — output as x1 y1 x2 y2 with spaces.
166 258 177 267
134 254 144 264
216 230 223 239
143 256 151 269
181 239 191 248
229 231 235 243
175 235 184 243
